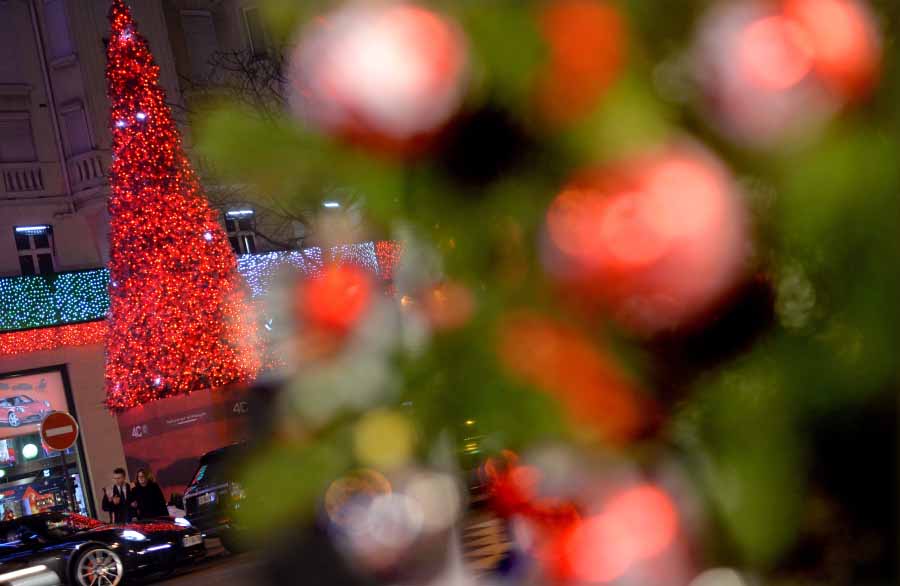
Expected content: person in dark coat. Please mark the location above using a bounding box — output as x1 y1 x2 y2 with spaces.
131 468 169 519
101 468 134 524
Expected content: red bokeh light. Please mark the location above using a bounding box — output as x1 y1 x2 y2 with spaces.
293 2 468 154
738 16 813 90
422 281 475 331
694 0 879 147
558 485 679 583
783 0 880 99
497 312 649 441
543 144 746 335
535 0 626 124
300 265 373 333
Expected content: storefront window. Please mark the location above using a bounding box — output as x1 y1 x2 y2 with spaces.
0 368 89 519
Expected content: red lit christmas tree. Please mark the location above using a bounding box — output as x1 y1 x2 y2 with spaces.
104 0 259 410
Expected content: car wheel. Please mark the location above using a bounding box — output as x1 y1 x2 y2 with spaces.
73 546 124 586
7 412 19 428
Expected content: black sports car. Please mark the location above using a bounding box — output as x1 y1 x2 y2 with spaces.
0 512 205 586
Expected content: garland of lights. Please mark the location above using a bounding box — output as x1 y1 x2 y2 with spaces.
330 241 379 274
0 243 398 337
0 275 57 331
375 241 402 281
54 270 111 323
104 0 258 411
237 249 324 299
0 271 108 331
0 321 107 357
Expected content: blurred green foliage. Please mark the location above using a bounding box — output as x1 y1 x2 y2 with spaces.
193 0 900 578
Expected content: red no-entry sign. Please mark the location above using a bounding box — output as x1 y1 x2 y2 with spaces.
40 412 79 451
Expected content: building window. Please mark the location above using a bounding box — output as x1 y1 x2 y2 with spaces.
60 105 92 156
181 10 218 81
242 6 269 56
225 210 256 254
14 226 54 276
0 118 38 163
43 0 75 60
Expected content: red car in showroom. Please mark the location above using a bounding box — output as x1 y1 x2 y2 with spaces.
0 395 51 428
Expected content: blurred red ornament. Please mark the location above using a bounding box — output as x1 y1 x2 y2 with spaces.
738 16 813 91
556 484 679 583
535 0 626 124
422 281 475 331
695 0 879 147
497 312 650 441
300 265 373 333
483 450 582 565
783 0 880 100
291 2 468 154
542 143 747 335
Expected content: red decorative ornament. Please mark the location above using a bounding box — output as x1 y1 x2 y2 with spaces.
694 0 880 147
534 0 626 125
299 265 374 333
782 0 880 100
104 0 259 411
554 484 679 582
497 312 650 441
290 2 468 155
542 142 747 336
422 281 475 331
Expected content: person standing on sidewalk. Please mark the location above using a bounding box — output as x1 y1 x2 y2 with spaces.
101 468 134 523
131 468 169 519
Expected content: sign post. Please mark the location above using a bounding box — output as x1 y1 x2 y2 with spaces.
40 412 80 513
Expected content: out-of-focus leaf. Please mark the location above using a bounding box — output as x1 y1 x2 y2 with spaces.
236 438 348 538
259 0 325 44
195 104 406 222
564 74 673 162
776 128 899 259
455 2 544 107
685 351 805 568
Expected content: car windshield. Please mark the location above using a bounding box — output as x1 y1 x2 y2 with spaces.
189 457 225 490
188 448 244 491
16 396 33 404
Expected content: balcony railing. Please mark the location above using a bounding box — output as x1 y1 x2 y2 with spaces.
68 150 109 192
1 164 45 196
0 162 65 199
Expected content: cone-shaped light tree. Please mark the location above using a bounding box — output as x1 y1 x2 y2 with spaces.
105 0 259 411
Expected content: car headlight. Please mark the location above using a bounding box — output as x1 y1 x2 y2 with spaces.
121 530 148 541
43 401 50 408
174 517 191 528
15 407 24 413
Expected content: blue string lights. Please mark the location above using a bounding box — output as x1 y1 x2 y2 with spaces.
54 270 112 324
